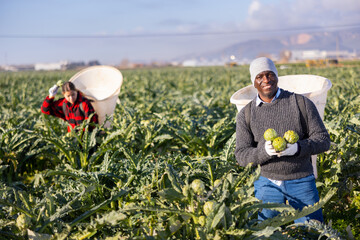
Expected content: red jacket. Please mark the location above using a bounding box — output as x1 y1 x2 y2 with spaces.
41 92 99 132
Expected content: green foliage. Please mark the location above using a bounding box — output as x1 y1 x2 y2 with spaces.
0 63 359 239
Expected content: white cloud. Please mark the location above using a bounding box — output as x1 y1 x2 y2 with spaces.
320 0 360 11
244 0 360 32
248 0 261 16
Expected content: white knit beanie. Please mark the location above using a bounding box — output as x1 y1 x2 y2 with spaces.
249 57 278 85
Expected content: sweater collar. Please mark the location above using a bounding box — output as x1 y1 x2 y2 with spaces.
256 88 281 106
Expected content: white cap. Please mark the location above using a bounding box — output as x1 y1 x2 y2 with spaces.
249 57 278 85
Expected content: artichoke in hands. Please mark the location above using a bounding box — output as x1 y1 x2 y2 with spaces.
272 137 287 152
264 128 278 141
284 130 299 144
56 80 64 87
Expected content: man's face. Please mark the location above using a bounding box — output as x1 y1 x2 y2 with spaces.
254 70 278 102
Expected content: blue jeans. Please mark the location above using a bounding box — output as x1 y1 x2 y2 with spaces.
254 175 323 223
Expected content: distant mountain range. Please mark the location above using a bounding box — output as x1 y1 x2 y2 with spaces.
176 29 360 62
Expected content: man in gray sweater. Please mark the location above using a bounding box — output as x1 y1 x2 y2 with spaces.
235 57 330 223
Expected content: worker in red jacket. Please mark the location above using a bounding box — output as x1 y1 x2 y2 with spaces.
41 81 98 132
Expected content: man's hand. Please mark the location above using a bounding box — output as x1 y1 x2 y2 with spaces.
278 143 298 157
265 141 278 156
49 85 59 98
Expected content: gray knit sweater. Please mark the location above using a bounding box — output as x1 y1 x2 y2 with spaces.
235 89 330 180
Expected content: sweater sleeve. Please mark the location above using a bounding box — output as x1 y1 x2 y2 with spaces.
41 96 66 121
297 96 331 157
82 100 99 124
234 104 273 167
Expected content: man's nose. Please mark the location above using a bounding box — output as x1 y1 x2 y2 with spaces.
262 75 270 83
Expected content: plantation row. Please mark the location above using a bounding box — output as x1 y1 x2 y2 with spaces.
0 63 359 239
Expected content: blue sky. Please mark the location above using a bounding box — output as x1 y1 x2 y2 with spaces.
1 0 359 65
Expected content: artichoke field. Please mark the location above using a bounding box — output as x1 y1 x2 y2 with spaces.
0 62 359 239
